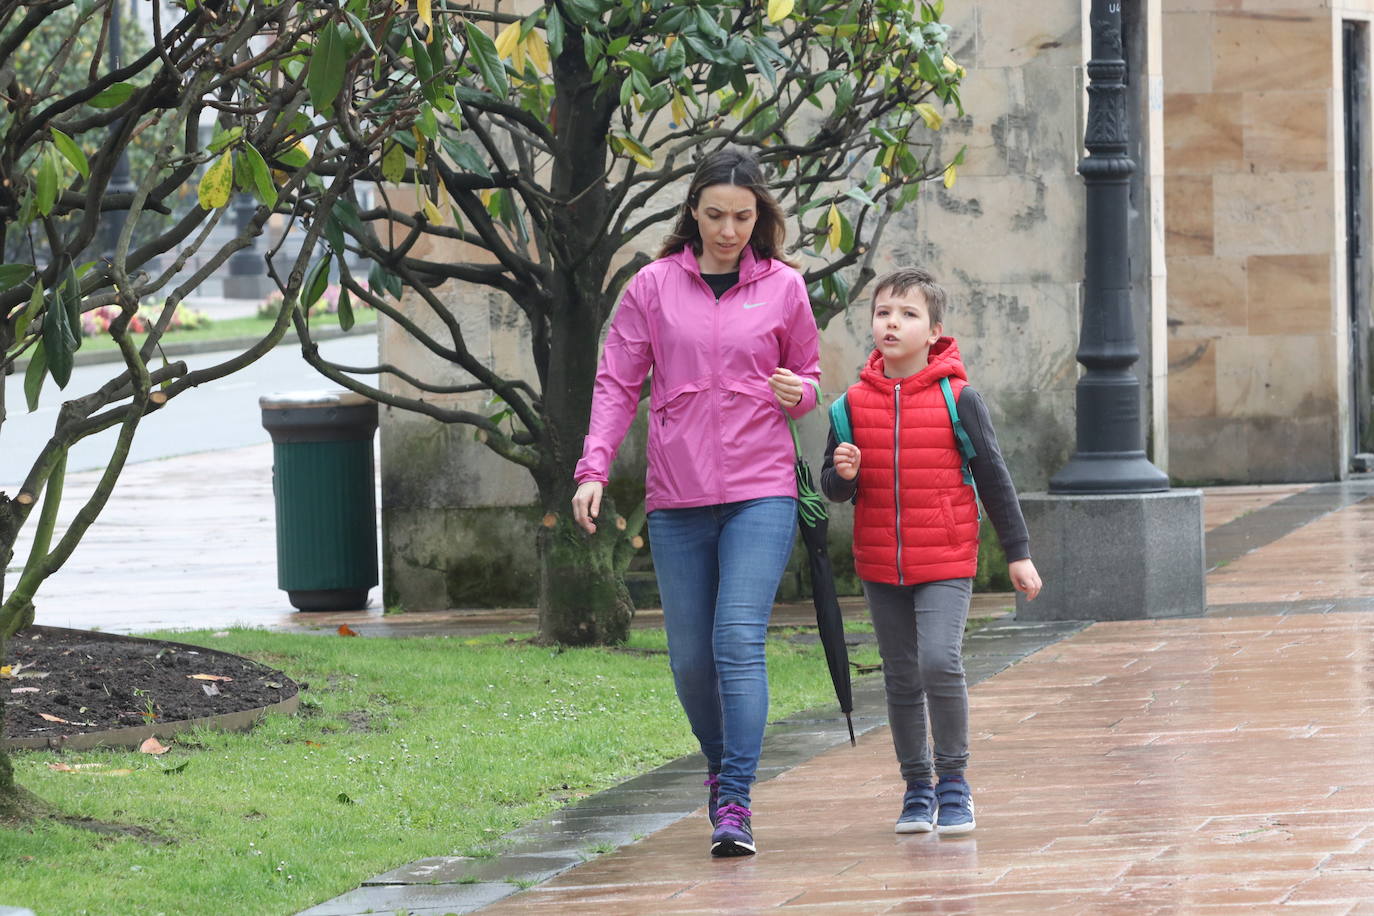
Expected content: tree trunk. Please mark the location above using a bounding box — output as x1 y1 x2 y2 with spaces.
538 490 634 646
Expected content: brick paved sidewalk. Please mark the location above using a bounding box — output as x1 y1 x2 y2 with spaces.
479 610 1374 913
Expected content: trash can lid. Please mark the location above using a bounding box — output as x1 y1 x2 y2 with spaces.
258 390 376 410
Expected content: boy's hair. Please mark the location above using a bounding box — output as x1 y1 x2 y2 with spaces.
871 267 947 327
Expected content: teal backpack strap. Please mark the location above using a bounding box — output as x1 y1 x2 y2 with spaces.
828 393 853 445
940 378 980 520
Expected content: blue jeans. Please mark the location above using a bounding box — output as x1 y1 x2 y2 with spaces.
647 497 797 808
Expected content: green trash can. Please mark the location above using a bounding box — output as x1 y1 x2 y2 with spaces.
260 390 379 611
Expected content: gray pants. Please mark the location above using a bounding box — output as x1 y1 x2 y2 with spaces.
862 578 973 784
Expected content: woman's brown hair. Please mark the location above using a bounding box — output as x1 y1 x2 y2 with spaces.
657 147 791 263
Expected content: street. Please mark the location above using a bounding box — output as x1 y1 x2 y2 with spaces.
1 332 379 479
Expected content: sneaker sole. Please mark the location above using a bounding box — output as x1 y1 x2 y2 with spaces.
710 839 757 857
894 820 934 834
936 820 975 836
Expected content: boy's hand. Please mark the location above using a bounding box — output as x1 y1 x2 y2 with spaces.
833 443 861 480
769 367 804 408
1009 558 1042 601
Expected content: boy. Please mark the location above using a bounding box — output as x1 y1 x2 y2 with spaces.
821 267 1042 835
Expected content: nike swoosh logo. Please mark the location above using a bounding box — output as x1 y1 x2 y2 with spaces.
742 302 767 309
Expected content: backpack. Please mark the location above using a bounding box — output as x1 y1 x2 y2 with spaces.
828 378 981 518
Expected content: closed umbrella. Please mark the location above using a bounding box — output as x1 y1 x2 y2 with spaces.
791 424 856 746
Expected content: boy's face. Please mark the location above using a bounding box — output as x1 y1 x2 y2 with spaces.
872 287 942 366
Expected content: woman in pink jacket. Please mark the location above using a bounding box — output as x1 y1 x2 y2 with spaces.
572 148 821 857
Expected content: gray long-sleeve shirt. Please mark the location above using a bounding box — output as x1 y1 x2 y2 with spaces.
819 385 1031 563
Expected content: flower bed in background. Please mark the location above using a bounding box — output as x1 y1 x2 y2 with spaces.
79 302 211 338
256 282 375 321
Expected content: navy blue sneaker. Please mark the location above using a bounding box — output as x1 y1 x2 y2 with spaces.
704 772 720 825
935 775 975 835
710 801 756 856
895 780 937 834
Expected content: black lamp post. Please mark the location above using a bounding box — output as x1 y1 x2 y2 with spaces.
1048 0 1169 495
101 0 137 262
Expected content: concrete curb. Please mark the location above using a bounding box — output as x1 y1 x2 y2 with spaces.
294 617 1087 916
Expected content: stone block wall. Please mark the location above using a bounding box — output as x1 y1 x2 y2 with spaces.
1163 1 1365 481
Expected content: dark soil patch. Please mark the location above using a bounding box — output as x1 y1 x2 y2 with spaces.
3 626 298 743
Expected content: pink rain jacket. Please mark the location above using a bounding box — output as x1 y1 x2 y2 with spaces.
574 246 822 512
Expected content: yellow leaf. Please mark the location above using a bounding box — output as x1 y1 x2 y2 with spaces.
766 0 794 24
943 54 958 73
197 151 233 210
670 91 687 125
417 0 431 38
525 31 550 74
881 145 898 168
614 133 654 169
480 188 494 207
826 203 842 250
412 127 427 169
0 665 10 678
421 194 443 225
915 103 943 131
494 22 521 60
943 163 957 188
381 141 406 183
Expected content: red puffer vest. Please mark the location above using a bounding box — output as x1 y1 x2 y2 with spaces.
849 338 980 585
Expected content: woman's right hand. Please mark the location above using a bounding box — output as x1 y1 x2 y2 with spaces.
834 443 862 481
571 481 604 534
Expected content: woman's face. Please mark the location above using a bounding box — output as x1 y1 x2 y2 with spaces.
690 183 759 273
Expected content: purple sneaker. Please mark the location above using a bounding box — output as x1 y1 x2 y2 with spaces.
710 801 756 857
704 773 721 825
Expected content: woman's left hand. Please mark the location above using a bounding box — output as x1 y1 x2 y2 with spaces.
769 367 804 408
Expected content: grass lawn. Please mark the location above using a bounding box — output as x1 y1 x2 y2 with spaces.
76 310 378 354
1 625 881 916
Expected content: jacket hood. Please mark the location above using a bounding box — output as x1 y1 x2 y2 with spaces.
859 336 968 391
667 245 788 284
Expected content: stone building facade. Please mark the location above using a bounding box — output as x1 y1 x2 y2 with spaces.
1163 0 1374 481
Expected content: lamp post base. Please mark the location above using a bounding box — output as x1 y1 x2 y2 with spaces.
1048 450 1170 495
1015 489 1206 622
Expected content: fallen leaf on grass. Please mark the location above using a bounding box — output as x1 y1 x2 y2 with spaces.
336 792 355 804
160 761 189 775
187 674 233 682
139 737 170 755
337 625 360 637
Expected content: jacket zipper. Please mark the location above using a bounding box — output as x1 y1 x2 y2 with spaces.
711 276 725 503
893 382 904 585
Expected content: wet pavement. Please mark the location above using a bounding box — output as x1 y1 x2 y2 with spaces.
7 447 1374 913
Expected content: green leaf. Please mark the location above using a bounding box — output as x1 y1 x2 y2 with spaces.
439 137 491 178
241 143 278 208
545 7 565 57
50 129 89 179
277 142 310 170
36 149 59 216
337 285 355 332
198 151 234 210
88 82 135 108
15 277 43 340
302 253 332 310
42 282 77 389
207 125 244 155
380 141 406 183
368 262 402 299
62 259 82 352
416 102 438 140
0 263 34 292
24 339 48 412
307 21 348 116
464 21 509 97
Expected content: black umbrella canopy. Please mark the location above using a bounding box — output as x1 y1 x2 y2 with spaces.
795 453 856 746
